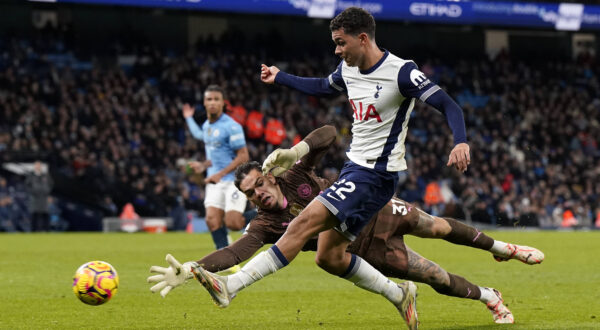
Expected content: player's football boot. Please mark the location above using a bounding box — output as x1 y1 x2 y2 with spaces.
492 243 545 265
191 265 232 308
395 281 418 330
485 288 514 324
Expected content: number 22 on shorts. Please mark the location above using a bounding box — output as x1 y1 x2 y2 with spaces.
326 179 355 201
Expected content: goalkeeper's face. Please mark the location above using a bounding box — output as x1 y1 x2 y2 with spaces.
238 169 282 210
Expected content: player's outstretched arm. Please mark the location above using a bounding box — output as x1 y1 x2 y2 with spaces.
262 125 336 176
147 254 197 298
260 63 343 97
397 62 470 172
197 232 267 272
182 103 204 141
423 90 470 172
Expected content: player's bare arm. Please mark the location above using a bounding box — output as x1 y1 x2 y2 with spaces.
182 103 195 118
188 160 212 174
205 147 249 184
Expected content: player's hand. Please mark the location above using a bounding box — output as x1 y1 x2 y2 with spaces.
262 148 298 176
147 254 196 298
205 172 223 184
182 103 195 118
447 143 471 173
188 160 212 174
260 64 280 84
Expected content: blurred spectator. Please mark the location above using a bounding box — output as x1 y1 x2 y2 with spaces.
25 161 53 232
0 31 598 228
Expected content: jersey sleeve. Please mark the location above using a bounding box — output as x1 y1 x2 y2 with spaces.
274 61 345 96
397 61 441 102
196 224 268 272
327 61 347 93
228 122 246 150
296 125 337 170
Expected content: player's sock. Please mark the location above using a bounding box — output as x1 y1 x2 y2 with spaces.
489 240 510 255
341 254 405 305
210 226 229 249
478 287 496 303
433 273 481 300
442 218 494 250
243 208 257 226
226 245 288 294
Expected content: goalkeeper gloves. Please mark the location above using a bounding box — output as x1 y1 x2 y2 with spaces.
262 141 309 176
147 254 196 298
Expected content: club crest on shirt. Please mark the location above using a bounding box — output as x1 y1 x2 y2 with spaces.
374 84 382 98
213 129 220 137
290 203 304 217
297 183 312 198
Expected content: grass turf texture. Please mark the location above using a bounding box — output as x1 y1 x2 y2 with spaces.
1 231 599 329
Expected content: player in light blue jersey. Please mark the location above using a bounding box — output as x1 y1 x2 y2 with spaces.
182 85 249 251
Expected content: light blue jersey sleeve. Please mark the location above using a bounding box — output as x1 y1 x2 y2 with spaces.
185 117 204 140
228 122 246 150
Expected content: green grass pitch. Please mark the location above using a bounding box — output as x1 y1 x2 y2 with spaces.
1 231 599 329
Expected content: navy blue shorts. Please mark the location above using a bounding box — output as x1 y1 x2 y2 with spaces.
315 161 398 241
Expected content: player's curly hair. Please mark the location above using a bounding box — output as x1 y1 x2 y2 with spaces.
234 161 262 190
329 7 376 39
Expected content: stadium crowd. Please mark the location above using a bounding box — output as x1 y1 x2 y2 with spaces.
0 30 599 231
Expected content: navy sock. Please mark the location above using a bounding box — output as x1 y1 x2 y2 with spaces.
210 226 229 249
243 208 258 226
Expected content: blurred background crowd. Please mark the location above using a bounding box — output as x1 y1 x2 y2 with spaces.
1 5 599 232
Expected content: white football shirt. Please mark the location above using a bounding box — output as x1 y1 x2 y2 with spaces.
328 50 440 172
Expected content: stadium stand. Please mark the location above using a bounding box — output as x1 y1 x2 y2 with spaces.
0 29 598 230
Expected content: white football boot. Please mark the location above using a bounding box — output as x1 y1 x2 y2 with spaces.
395 281 419 330
191 265 232 308
493 243 545 265
485 288 514 324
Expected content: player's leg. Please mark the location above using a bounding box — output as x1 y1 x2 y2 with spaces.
410 209 544 264
204 183 228 249
222 182 247 231
404 246 513 324
191 199 337 307
316 229 418 329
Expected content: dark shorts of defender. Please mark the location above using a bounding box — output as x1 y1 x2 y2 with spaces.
315 161 398 241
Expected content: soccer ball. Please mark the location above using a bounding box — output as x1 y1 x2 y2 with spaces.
72 261 119 305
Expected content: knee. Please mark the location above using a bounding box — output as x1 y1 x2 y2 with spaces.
431 217 452 237
224 213 244 231
314 251 346 274
205 215 221 230
314 253 335 273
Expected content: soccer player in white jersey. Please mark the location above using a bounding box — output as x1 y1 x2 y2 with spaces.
183 85 250 251
181 8 475 329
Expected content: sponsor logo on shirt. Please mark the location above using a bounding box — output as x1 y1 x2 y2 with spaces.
230 133 244 141
290 203 304 217
409 69 431 90
349 100 382 122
